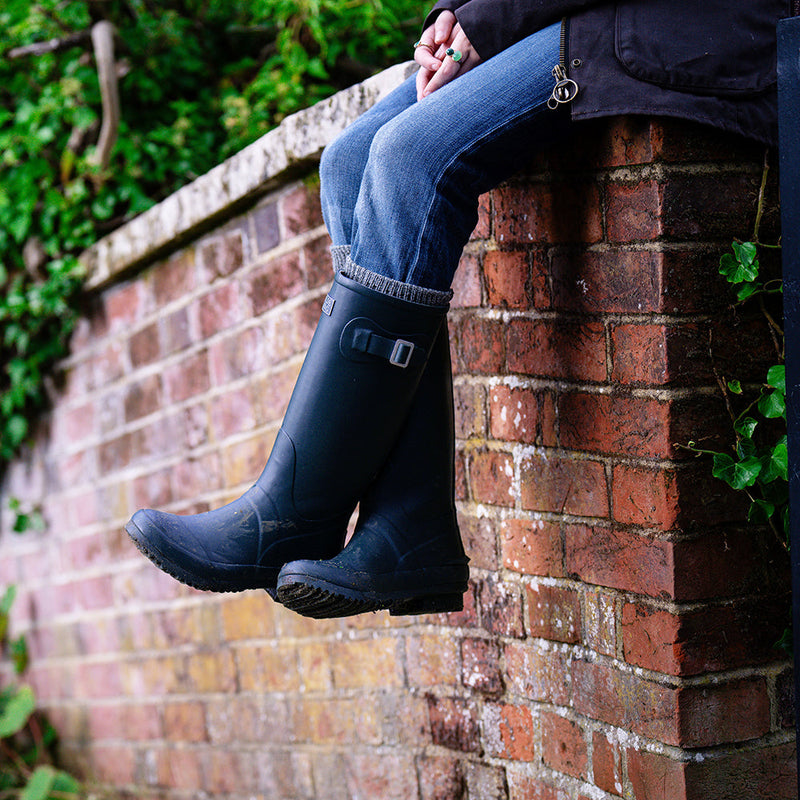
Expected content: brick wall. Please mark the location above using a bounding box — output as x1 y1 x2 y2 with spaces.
0 68 795 799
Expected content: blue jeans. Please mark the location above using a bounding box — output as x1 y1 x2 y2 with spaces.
320 22 571 293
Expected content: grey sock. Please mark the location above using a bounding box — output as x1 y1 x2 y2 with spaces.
330 245 351 274
343 255 452 308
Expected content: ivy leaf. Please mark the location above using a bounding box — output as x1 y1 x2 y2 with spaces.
712 453 762 490
767 365 786 393
758 389 786 419
21 765 56 800
749 498 776 523
727 379 743 395
0 684 36 737
736 282 761 302
761 437 789 483
719 241 759 283
734 416 758 438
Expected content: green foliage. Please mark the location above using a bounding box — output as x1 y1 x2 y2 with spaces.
688 240 788 542
1 0 423 476
0 586 81 798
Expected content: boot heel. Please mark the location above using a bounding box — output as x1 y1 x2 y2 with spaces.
390 592 463 616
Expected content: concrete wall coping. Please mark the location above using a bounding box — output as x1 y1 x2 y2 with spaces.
80 62 416 290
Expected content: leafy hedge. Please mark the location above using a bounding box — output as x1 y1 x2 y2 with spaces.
1 0 423 473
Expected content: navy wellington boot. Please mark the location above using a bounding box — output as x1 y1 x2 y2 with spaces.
125 271 448 594
276 321 469 617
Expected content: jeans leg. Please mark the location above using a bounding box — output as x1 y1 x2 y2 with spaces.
319 79 417 247
348 22 570 292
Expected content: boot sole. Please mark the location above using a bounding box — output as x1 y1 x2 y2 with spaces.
125 521 279 600
276 574 464 618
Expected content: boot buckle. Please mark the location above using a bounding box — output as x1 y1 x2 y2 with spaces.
390 339 414 368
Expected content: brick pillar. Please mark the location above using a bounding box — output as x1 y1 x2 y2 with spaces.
448 116 795 799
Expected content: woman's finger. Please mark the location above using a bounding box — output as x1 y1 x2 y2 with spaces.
433 10 456 45
421 27 480 97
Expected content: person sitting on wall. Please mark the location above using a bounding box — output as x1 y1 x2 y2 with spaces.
125 0 788 619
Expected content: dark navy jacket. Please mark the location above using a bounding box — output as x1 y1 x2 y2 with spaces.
425 0 792 144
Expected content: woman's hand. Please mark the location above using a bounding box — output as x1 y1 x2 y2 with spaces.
414 10 481 101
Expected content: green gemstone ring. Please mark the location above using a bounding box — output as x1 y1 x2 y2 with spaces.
446 48 463 62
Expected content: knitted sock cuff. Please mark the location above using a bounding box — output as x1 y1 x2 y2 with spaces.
330 245 351 274
343 256 452 308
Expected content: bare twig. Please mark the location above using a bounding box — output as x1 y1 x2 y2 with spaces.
88 20 120 174
752 148 771 243
7 29 91 59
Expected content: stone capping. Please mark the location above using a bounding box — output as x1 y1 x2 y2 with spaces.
80 61 417 290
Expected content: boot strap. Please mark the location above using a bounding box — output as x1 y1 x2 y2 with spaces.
341 318 428 368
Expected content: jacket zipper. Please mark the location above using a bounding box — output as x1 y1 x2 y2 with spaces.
547 18 579 109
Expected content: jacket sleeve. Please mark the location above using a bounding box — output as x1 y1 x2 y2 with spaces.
423 0 606 60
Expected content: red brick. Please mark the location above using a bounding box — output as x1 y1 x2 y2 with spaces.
281 183 323 237
612 322 718 387
612 464 680 530
559 392 673 459
462 637 503 696
427 695 481 753
209 386 256 440
611 323 669 385
597 117 658 167
418 756 466 800
158 747 203 789
199 282 243 339
153 250 196 305
507 318 606 382
501 518 563 577
469 449 514 507
593 731 622 796
473 190 492 239
208 328 265 384
460 515 499 571
566 524 673 598
551 249 662 314
406 634 461 687
164 701 207 742
526 583 581 643
478 575 525 638
626 748 687 800
507 772 568 800
253 199 280 252
104 280 147 333
303 233 334 288
493 181 602 245
248 252 304 314
452 251 482 308
490 384 556 446
484 250 530 309
606 180 663 242
672 529 788 602
678 677 770 747
573 660 679 743
454 381 486 439
163 306 193 354
682 742 798 800
90 744 136 785
123 374 162 422
582 588 617 657
456 314 506 373
541 712 587 779
164 350 210 403
520 453 608 517
504 641 571 706
484 703 536 761
661 172 760 241
130 322 161 367
200 231 244 280
621 598 788 677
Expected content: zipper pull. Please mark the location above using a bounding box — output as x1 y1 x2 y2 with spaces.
547 63 579 110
